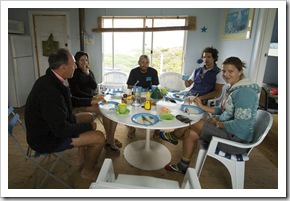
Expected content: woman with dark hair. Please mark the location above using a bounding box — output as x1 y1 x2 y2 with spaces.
160 56 260 174
69 51 98 98
68 51 122 152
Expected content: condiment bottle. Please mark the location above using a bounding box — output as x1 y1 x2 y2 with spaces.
144 91 151 110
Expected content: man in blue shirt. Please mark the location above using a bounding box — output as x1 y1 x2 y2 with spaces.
184 47 225 105
126 55 159 138
127 55 159 90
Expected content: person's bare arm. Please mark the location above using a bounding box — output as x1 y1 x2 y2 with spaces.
184 79 193 87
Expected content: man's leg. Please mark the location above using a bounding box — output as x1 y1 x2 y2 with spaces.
165 127 200 174
74 112 96 167
71 130 105 181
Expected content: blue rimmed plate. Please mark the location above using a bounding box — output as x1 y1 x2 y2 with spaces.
180 105 203 115
131 113 159 126
99 101 119 110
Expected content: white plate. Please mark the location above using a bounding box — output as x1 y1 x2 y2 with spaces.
131 113 159 126
180 105 203 115
99 101 119 110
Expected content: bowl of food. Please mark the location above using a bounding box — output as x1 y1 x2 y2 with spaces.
159 113 175 122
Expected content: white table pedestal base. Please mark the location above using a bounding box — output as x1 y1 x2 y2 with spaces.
124 129 171 170
124 140 171 170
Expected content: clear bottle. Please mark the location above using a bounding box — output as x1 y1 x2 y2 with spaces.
144 91 151 110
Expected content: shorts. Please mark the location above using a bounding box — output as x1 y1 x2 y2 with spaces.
200 121 249 155
52 137 74 153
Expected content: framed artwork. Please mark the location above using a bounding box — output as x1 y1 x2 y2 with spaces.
221 8 254 40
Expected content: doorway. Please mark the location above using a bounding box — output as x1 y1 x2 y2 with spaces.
249 8 277 86
29 11 70 78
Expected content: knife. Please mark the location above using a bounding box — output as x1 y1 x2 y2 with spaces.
141 116 152 126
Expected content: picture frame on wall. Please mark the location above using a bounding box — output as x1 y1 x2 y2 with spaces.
221 8 254 40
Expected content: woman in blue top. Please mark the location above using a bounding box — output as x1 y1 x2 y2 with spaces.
160 56 260 174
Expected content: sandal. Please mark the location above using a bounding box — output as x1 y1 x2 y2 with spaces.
105 143 120 152
114 138 122 148
105 139 122 148
127 127 136 139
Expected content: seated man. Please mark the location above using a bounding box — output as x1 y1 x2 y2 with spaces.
25 48 105 181
184 47 225 105
126 54 159 138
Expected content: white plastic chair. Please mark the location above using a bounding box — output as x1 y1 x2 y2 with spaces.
8 106 72 188
90 158 201 189
194 109 273 189
159 72 186 92
207 84 228 107
98 71 128 93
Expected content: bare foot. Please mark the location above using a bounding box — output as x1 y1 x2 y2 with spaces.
80 169 98 181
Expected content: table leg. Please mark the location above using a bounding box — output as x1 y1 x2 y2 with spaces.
124 129 171 171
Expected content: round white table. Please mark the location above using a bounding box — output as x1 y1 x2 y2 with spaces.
99 95 203 171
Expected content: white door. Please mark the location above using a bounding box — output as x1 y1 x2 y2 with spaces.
249 8 277 86
29 11 70 78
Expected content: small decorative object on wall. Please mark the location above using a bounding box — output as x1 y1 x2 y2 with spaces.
201 26 207 33
197 58 203 64
42 33 59 56
221 8 254 40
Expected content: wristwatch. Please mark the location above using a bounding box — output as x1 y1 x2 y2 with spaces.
216 121 220 128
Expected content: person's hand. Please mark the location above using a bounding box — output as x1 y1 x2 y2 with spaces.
193 97 203 107
91 94 106 105
91 122 97 130
82 66 90 75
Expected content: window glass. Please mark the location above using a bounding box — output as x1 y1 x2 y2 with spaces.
102 17 186 75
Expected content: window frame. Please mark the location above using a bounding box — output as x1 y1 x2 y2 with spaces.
96 16 193 74
92 16 196 32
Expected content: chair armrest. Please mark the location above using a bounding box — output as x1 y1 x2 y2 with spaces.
207 97 219 106
95 158 116 183
209 136 253 149
181 168 201 189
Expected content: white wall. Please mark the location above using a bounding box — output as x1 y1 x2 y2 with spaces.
8 8 269 83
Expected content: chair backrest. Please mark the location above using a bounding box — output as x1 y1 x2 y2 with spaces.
102 71 128 84
8 106 24 136
90 158 201 189
159 72 186 91
8 106 30 160
99 71 128 92
251 109 273 147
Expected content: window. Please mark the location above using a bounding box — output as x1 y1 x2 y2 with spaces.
94 16 196 75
